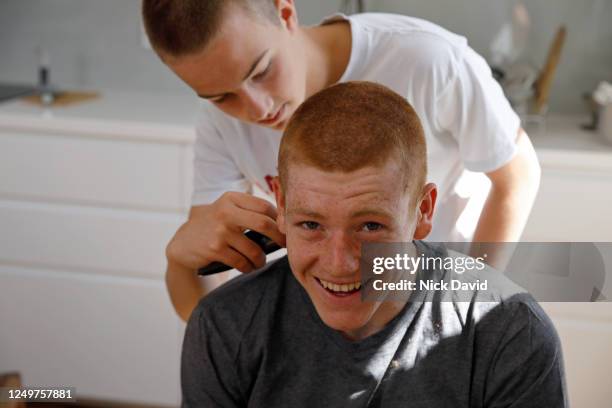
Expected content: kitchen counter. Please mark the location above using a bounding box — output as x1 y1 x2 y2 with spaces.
529 115 612 152
1 90 611 153
1 91 611 170
527 115 612 172
0 90 198 143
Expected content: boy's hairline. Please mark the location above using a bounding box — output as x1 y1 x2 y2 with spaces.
278 154 425 208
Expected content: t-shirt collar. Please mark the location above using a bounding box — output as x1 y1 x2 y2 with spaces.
319 13 363 83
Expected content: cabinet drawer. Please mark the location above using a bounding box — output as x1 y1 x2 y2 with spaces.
539 309 612 408
0 131 187 210
0 200 184 279
0 266 182 406
523 168 612 241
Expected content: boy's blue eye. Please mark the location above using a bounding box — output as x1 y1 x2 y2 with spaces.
301 221 320 231
362 222 383 232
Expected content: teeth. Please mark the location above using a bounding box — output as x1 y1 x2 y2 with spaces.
318 278 361 292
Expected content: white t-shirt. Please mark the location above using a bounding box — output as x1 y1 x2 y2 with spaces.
191 13 521 241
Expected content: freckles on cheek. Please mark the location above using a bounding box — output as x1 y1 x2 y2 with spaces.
288 236 319 271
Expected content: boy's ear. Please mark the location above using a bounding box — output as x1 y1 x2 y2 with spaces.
272 177 287 234
413 183 437 240
274 0 298 31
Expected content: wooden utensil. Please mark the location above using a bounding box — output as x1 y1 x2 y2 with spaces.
533 25 567 114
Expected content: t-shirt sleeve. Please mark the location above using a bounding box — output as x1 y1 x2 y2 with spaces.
434 46 521 173
484 300 568 407
192 104 251 206
181 305 245 408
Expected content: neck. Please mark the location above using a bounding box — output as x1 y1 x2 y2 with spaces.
299 21 351 99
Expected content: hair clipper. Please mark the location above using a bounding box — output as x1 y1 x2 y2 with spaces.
197 230 282 276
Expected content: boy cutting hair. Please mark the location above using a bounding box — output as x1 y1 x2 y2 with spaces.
142 0 541 322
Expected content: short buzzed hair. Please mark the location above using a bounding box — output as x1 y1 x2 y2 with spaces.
278 81 427 202
142 0 278 57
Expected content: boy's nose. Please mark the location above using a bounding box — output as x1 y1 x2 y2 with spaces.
241 88 273 122
326 233 361 278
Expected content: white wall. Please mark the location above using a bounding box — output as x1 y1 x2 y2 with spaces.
0 0 338 97
1 0 610 112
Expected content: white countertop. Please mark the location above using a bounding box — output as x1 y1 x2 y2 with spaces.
526 115 612 172
527 115 612 152
1 91 611 171
0 90 199 144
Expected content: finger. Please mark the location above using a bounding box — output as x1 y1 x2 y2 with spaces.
230 208 286 247
226 231 267 269
228 192 278 220
207 246 255 274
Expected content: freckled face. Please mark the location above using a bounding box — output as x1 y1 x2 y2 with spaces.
161 3 307 130
276 162 420 339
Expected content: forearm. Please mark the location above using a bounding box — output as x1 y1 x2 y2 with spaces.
165 261 230 322
472 182 536 243
165 261 203 322
470 181 538 270
470 130 541 268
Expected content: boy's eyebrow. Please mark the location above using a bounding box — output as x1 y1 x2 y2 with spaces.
287 208 325 219
287 208 393 219
198 49 270 99
350 208 394 219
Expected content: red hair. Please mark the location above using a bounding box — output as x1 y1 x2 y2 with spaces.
278 81 427 199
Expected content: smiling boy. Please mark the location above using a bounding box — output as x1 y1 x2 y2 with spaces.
180 82 566 407
142 0 541 322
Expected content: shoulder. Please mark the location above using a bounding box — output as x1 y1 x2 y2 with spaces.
344 13 471 94
350 13 467 66
197 256 290 318
481 292 560 343
419 242 559 343
473 294 566 404
470 290 563 368
189 257 291 350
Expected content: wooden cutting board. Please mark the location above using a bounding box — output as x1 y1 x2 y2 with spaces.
22 91 100 107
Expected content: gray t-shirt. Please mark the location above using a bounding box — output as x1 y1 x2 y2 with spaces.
181 241 567 407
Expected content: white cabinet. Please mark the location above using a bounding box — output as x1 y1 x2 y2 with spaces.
0 266 181 405
0 130 187 210
524 118 612 407
522 151 612 242
0 95 196 407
